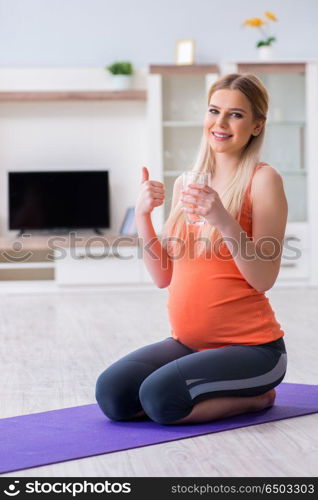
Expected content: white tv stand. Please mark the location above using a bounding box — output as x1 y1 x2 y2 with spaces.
0 233 153 291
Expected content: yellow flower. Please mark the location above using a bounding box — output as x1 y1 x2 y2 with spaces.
253 17 266 27
243 17 266 27
264 11 277 21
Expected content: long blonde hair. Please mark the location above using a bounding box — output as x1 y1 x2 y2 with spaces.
161 73 269 259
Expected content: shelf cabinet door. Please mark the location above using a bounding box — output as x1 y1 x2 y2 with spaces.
237 69 307 223
260 72 306 223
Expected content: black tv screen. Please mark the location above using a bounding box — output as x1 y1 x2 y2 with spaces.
9 171 110 230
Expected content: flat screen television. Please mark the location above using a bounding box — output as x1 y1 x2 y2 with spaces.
8 170 110 231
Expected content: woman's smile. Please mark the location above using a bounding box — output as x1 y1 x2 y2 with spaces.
212 131 233 141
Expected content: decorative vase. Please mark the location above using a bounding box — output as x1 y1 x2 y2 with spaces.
110 75 132 91
257 45 274 61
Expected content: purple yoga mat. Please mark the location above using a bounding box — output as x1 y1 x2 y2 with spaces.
1 382 317 474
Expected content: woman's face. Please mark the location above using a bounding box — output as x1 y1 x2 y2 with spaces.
204 88 264 156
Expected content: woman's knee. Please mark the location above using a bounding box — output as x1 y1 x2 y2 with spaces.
95 368 127 420
95 362 138 421
139 363 193 425
95 359 154 421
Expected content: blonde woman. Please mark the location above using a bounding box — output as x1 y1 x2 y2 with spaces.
96 73 288 425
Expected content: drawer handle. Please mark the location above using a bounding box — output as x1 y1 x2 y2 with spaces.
77 253 119 259
285 236 300 242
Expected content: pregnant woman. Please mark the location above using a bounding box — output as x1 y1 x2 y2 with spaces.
95 72 288 425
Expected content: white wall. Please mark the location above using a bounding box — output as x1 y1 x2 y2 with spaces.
0 0 317 67
0 90 147 236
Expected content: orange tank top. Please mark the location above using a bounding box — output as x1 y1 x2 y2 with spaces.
167 163 284 351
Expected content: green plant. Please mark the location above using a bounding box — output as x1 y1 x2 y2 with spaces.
105 61 133 75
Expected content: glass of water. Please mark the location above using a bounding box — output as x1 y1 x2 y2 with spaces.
182 171 212 225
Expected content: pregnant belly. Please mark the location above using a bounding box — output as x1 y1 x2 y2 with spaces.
167 271 268 347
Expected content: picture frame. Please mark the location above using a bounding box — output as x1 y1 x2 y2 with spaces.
119 207 138 236
175 39 195 65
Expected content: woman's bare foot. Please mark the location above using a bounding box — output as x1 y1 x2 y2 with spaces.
251 388 276 412
129 409 147 420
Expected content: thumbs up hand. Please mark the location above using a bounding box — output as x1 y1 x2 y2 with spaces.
135 166 165 216
141 166 149 184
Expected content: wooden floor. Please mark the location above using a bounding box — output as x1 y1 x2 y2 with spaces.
1 286 317 477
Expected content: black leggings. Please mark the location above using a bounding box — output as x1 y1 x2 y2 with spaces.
95 337 287 425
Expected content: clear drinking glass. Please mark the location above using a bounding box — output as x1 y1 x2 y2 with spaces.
182 171 212 225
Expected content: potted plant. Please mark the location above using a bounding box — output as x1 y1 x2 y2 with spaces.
243 11 278 60
105 61 134 90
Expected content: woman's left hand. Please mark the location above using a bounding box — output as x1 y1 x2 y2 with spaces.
180 183 232 229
